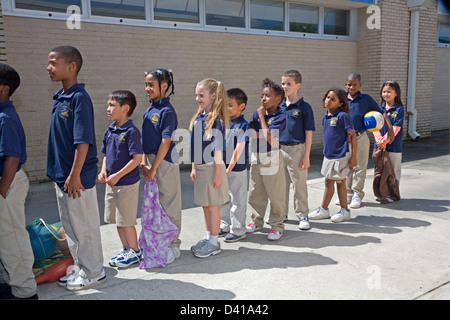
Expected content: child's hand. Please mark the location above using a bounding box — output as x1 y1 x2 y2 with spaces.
257 106 265 118
213 174 223 189
300 157 310 170
348 155 357 170
190 169 196 182
106 173 120 186
64 174 85 199
98 171 107 183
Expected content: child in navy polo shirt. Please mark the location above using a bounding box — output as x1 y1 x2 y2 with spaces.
141 68 182 264
0 63 37 300
309 88 357 223
46 46 105 291
373 80 405 201
98 90 143 268
246 78 287 241
219 88 249 242
280 70 315 231
344 72 393 209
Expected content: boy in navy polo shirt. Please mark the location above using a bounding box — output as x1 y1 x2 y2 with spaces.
247 78 286 241
0 63 37 299
344 72 393 209
280 70 315 230
98 90 143 268
46 46 105 291
219 88 249 242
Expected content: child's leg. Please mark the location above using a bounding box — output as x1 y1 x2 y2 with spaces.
202 205 220 245
117 226 139 252
336 179 348 210
321 178 335 210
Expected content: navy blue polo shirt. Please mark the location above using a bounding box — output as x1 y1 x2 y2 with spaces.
348 91 385 133
101 120 143 186
0 101 26 175
190 112 225 165
248 107 286 154
47 83 98 190
223 115 249 172
375 102 404 153
142 97 178 163
280 98 315 144
322 109 354 159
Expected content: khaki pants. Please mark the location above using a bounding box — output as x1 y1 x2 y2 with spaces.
346 131 370 200
248 151 286 233
281 144 309 218
55 186 104 279
0 169 37 298
146 154 182 248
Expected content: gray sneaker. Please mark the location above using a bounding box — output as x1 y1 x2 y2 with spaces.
192 240 221 258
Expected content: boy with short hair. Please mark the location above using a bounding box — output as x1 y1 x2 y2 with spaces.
98 90 143 268
280 70 315 230
0 63 38 299
219 88 249 242
344 72 394 208
247 78 286 241
46 46 105 291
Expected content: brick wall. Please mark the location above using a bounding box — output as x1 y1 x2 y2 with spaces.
432 47 450 131
3 15 357 182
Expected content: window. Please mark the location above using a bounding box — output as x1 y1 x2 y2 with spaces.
15 0 82 13
437 0 450 46
324 8 349 36
438 21 450 44
289 3 318 34
205 0 245 28
154 0 199 23
250 0 284 31
90 0 146 20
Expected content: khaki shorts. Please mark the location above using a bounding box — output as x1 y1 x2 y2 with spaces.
194 163 229 206
321 153 351 180
104 180 140 227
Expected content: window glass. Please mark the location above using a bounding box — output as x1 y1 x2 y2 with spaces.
250 0 284 31
205 0 245 28
91 0 145 20
15 0 82 13
324 8 349 35
438 22 450 44
154 0 199 23
289 3 318 34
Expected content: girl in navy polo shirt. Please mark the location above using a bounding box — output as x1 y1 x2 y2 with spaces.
189 78 229 258
309 88 357 223
373 81 404 200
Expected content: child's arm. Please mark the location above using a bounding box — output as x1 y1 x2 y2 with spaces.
106 153 143 186
190 162 196 181
347 130 357 169
257 107 278 148
142 137 171 182
300 130 313 170
213 150 223 188
0 156 20 199
226 141 246 174
65 143 89 198
98 156 107 183
373 126 401 149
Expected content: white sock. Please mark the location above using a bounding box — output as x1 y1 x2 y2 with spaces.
204 231 211 240
209 235 218 246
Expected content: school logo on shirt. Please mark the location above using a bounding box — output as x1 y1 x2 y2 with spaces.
118 132 127 144
59 106 72 120
291 109 300 118
151 113 160 124
390 111 398 120
329 117 338 127
267 118 273 125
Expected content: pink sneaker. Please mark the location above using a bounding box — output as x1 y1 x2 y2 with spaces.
246 223 262 234
267 229 282 241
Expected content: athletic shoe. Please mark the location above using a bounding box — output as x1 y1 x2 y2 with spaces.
66 268 106 291
308 207 330 220
335 194 353 206
58 266 79 287
109 247 126 267
267 229 282 241
349 194 361 208
298 216 311 230
192 241 221 258
166 246 181 264
218 228 229 237
246 222 262 233
331 208 351 223
115 248 142 268
224 233 246 243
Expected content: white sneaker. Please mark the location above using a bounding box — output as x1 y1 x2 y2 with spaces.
246 222 262 233
267 229 282 241
331 208 351 223
308 207 330 220
298 216 311 230
166 246 180 264
349 194 361 208
66 268 106 291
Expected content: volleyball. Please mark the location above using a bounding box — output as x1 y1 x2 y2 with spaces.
364 111 384 132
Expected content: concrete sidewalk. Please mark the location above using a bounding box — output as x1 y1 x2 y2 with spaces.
22 131 450 300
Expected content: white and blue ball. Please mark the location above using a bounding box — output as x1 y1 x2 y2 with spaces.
364 111 384 132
